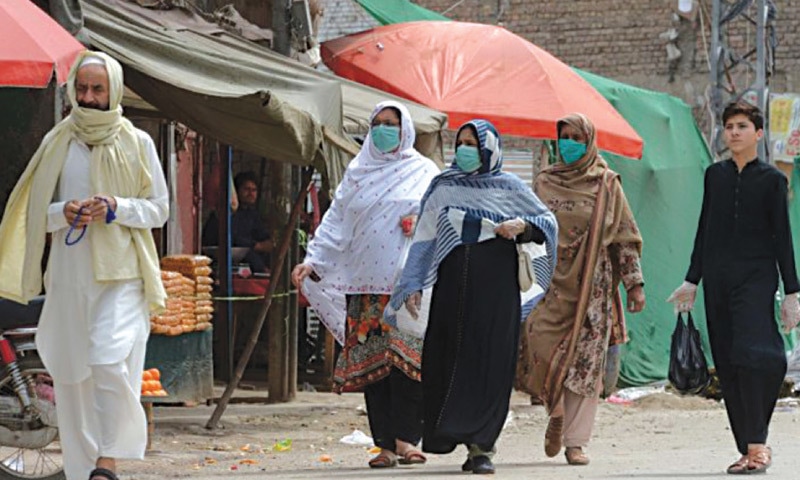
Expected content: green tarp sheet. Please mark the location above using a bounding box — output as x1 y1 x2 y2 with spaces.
781 160 800 349
355 0 449 24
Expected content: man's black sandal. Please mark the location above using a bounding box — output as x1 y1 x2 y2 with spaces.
89 468 119 480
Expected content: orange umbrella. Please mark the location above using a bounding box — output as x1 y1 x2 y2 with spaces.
322 21 643 158
0 0 85 88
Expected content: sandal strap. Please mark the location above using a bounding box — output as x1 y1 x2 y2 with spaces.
749 452 771 465
89 468 119 480
369 452 397 468
565 447 589 464
727 455 749 473
729 455 748 467
746 446 772 471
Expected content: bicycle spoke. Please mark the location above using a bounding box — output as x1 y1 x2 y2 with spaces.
33 450 44 475
0 448 21 467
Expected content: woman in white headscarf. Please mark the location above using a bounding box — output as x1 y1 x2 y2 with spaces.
292 101 439 468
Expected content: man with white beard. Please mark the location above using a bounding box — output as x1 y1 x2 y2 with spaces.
0 51 168 480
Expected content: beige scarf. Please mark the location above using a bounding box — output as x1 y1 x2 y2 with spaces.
0 51 166 312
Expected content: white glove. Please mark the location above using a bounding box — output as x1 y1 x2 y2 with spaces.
781 293 800 333
666 281 697 313
405 292 422 320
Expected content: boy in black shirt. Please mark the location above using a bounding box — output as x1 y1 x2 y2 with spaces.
668 100 800 474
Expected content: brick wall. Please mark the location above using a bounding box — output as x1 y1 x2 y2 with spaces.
414 1 800 100
317 0 379 43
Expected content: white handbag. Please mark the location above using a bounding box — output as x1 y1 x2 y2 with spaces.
519 239 544 292
394 288 432 339
518 243 535 292
392 239 432 339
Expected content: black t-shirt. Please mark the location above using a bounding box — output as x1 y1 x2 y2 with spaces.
686 158 800 293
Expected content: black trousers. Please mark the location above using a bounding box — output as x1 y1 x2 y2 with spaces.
704 262 787 455
364 367 423 451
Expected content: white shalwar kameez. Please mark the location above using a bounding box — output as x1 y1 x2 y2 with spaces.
36 129 168 480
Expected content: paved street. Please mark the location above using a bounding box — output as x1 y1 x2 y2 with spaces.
120 391 800 479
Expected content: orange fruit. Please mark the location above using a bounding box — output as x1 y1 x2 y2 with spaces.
142 371 153 382
148 368 161 381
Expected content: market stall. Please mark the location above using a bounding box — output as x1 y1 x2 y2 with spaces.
143 255 216 404
80 0 449 403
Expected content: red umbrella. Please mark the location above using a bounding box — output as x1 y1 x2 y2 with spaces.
0 0 85 88
322 21 643 158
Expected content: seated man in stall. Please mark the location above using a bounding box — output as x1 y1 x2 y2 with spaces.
203 171 273 273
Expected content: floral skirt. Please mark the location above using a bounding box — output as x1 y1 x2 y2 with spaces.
333 294 422 393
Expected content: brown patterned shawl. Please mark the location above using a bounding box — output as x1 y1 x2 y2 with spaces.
516 113 642 412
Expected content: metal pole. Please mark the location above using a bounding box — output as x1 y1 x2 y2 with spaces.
166 122 182 255
709 0 773 161
756 0 768 161
273 0 291 56
709 0 722 159
225 146 234 381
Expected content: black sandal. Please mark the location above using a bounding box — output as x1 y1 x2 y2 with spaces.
89 468 119 480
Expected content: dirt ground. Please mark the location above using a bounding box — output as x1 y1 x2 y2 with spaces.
116 390 800 479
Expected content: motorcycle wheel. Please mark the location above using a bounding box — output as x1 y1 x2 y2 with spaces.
0 355 64 480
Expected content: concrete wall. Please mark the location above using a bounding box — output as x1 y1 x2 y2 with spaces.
317 0 379 42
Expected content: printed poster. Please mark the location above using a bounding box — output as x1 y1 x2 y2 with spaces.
770 93 800 163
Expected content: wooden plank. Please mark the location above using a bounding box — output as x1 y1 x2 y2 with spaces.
142 401 154 451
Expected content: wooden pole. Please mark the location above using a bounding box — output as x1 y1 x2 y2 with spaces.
267 161 291 403
206 170 313 429
287 165 301 399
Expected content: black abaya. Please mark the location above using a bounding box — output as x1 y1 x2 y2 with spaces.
422 237 520 454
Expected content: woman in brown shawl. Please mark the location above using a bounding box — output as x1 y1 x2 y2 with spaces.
516 113 646 466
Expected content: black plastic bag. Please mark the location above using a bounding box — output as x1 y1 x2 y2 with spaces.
668 312 711 395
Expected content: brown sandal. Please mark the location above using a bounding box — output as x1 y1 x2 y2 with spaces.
368 451 398 469
397 450 427 465
565 447 590 466
544 416 564 457
745 446 771 474
726 455 748 474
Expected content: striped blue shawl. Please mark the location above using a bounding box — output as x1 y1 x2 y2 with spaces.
384 120 558 325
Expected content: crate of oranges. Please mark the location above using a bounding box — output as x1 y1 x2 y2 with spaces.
141 368 168 397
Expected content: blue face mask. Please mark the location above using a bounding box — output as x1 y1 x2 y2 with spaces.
558 138 587 164
371 125 401 153
455 145 482 172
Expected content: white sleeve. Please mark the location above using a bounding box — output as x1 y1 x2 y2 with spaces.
113 133 169 229
304 176 353 277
